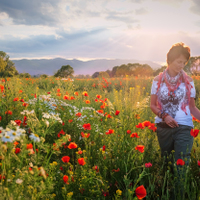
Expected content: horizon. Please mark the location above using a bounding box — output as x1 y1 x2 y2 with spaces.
11 56 167 67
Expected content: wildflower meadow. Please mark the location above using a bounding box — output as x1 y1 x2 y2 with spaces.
0 76 200 200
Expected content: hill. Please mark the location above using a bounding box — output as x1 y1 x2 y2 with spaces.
12 58 161 76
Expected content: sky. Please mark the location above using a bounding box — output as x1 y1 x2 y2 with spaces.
0 0 200 65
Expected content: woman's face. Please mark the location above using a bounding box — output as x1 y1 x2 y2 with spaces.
168 54 187 75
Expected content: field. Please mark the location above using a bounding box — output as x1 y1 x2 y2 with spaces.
0 76 200 200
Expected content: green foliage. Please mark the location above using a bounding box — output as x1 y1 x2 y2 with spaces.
185 56 200 75
40 74 48 78
0 76 200 199
94 63 154 77
0 51 19 77
54 65 74 78
92 72 99 78
99 71 110 78
153 66 167 76
18 73 31 78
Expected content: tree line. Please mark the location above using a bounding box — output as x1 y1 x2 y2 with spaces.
1 51 200 78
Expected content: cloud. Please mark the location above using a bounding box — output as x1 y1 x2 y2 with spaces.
0 0 62 26
0 27 108 58
135 8 148 15
190 0 200 15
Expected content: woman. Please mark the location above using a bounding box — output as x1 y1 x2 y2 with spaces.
150 42 200 165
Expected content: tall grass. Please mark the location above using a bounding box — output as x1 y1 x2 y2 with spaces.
0 76 200 200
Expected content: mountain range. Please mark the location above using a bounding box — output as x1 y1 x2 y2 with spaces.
11 58 162 76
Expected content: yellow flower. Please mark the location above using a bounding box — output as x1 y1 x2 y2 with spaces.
52 194 56 197
67 192 73 197
116 189 122 196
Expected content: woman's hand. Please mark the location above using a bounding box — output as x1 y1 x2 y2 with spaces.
164 115 179 128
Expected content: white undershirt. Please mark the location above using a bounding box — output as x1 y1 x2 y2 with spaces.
151 80 196 127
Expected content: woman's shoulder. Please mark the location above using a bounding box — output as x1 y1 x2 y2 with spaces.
186 75 193 82
153 75 160 81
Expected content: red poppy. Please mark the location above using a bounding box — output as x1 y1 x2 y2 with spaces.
135 185 147 199
82 91 88 96
68 142 78 149
190 129 199 137
0 116 2 121
136 123 145 129
47 92 51 94
135 145 145 153
103 145 106 151
148 123 157 132
22 102 28 107
60 166 64 171
102 191 109 196
5 110 12 115
97 110 103 114
0 175 5 180
142 121 151 127
60 129 65 135
20 99 24 102
61 156 70 163
127 130 131 134
145 162 152 168
68 119 73 123
0 85 4 92
15 148 21 154
130 132 140 138
176 159 185 166
115 110 120 115
81 132 90 138
76 112 82 117
83 123 91 130
85 100 90 104
70 96 75 100
63 175 69 184
15 120 21 126
107 114 112 118
78 158 86 166
63 95 69 100
74 92 78 96
105 129 114 135
96 94 101 99
14 141 19 146
78 150 83 154
26 143 33 149
13 97 19 101
57 89 60 92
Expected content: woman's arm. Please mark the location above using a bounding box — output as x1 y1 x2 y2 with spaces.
189 98 200 120
150 94 179 128
150 94 160 116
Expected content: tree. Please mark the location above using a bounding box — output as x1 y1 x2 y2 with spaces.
54 65 74 78
92 72 99 78
0 51 19 77
40 74 48 78
19 73 31 78
99 71 110 78
153 66 167 76
184 56 200 75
